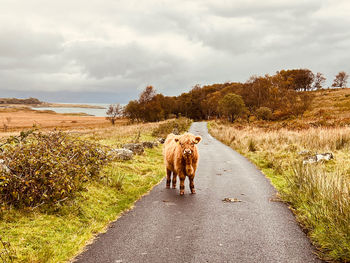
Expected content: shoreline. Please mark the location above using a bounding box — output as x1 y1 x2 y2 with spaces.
33 103 106 109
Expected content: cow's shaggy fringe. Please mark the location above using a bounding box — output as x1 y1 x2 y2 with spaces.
209 121 350 262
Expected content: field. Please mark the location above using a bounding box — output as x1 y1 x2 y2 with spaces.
209 121 350 262
0 119 191 262
0 107 115 135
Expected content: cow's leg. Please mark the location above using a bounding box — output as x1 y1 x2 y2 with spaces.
189 175 196 194
179 174 185 195
166 169 172 189
172 172 177 189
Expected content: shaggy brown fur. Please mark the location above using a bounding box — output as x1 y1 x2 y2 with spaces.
163 132 202 195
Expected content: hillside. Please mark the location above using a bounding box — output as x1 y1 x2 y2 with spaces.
0 97 42 105
239 88 350 130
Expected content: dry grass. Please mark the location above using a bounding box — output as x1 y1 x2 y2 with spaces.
0 108 123 134
209 121 350 262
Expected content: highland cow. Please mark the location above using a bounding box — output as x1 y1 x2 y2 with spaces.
163 132 202 195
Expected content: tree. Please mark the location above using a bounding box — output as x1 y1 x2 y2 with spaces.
218 93 246 122
106 104 123 125
124 100 141 122
332 71 349 88
313 72 326 90
276 69 314 91
139 86 156 104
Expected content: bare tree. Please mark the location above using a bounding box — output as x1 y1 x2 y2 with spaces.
139 86 156 104
332 71 349 88
313 72 326 90
106 104 123 125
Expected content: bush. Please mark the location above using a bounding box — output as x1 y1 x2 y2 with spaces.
256 107 273 120
152 118 192 138
0 130 111 208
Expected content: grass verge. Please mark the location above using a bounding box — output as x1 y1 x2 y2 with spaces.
0 123 167 263
208 121 350 262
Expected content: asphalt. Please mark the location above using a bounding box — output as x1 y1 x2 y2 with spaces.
74 122 321 263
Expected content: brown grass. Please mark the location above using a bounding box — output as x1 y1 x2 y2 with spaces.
0 108 123 135
209 121 350 261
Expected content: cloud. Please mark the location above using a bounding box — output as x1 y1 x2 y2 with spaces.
0 0 349 102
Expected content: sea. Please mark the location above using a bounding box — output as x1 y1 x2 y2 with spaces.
32 103 111 117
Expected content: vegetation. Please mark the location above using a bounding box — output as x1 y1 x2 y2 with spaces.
0 130 111 208
218 93 246 122
0 120 180 262
209 121 350 262
0 98 42 105
123 69 350 122
152 117 192 138
106 104 123 125
332 71 349 89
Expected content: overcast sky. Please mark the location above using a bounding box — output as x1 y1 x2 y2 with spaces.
0 0 349 103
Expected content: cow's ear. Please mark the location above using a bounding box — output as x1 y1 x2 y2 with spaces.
174 138 179 143
194 136 202 144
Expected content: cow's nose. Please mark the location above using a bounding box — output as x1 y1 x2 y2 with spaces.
184 149 192 155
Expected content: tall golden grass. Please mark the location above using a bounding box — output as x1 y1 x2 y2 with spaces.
209 121 350 262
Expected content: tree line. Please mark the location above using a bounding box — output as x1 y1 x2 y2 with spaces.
107 69 349 123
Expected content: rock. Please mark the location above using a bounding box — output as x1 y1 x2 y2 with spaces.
303 152 334 164
142 141 159 148
142 142 154 149
110 148 133 161
158 138 166 144
0 159 10 173
123 143 144 155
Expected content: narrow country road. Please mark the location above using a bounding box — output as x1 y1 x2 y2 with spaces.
74 122 321 263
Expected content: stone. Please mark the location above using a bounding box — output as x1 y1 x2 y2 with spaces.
123 143 144 155
303 152 334 164
110 148 133 161
142 142 154 149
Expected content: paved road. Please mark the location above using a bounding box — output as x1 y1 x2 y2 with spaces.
75 122 321 263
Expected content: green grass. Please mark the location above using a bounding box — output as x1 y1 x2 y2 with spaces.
0 133 165 262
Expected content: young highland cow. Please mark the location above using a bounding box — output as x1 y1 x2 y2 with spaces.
163 132 202 195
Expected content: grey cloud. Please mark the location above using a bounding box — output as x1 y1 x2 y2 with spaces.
0 27 63 58
66 40 187 82
0 0 349 103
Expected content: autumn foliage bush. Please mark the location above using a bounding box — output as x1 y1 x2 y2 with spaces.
152 117 192 138
0 130 111 207
255 107 273 120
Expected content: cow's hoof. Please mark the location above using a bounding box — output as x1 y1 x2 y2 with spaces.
172 185 176 189
166 185 170 189
191 189 196 194
179 191 185 196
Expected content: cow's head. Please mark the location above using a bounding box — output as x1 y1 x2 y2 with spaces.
175 133 202 157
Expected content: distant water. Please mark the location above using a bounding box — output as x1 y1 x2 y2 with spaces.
32 103 111 117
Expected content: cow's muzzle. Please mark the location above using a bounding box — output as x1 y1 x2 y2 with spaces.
183 149 192 155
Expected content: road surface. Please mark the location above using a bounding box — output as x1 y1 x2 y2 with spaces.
75 122 321 263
